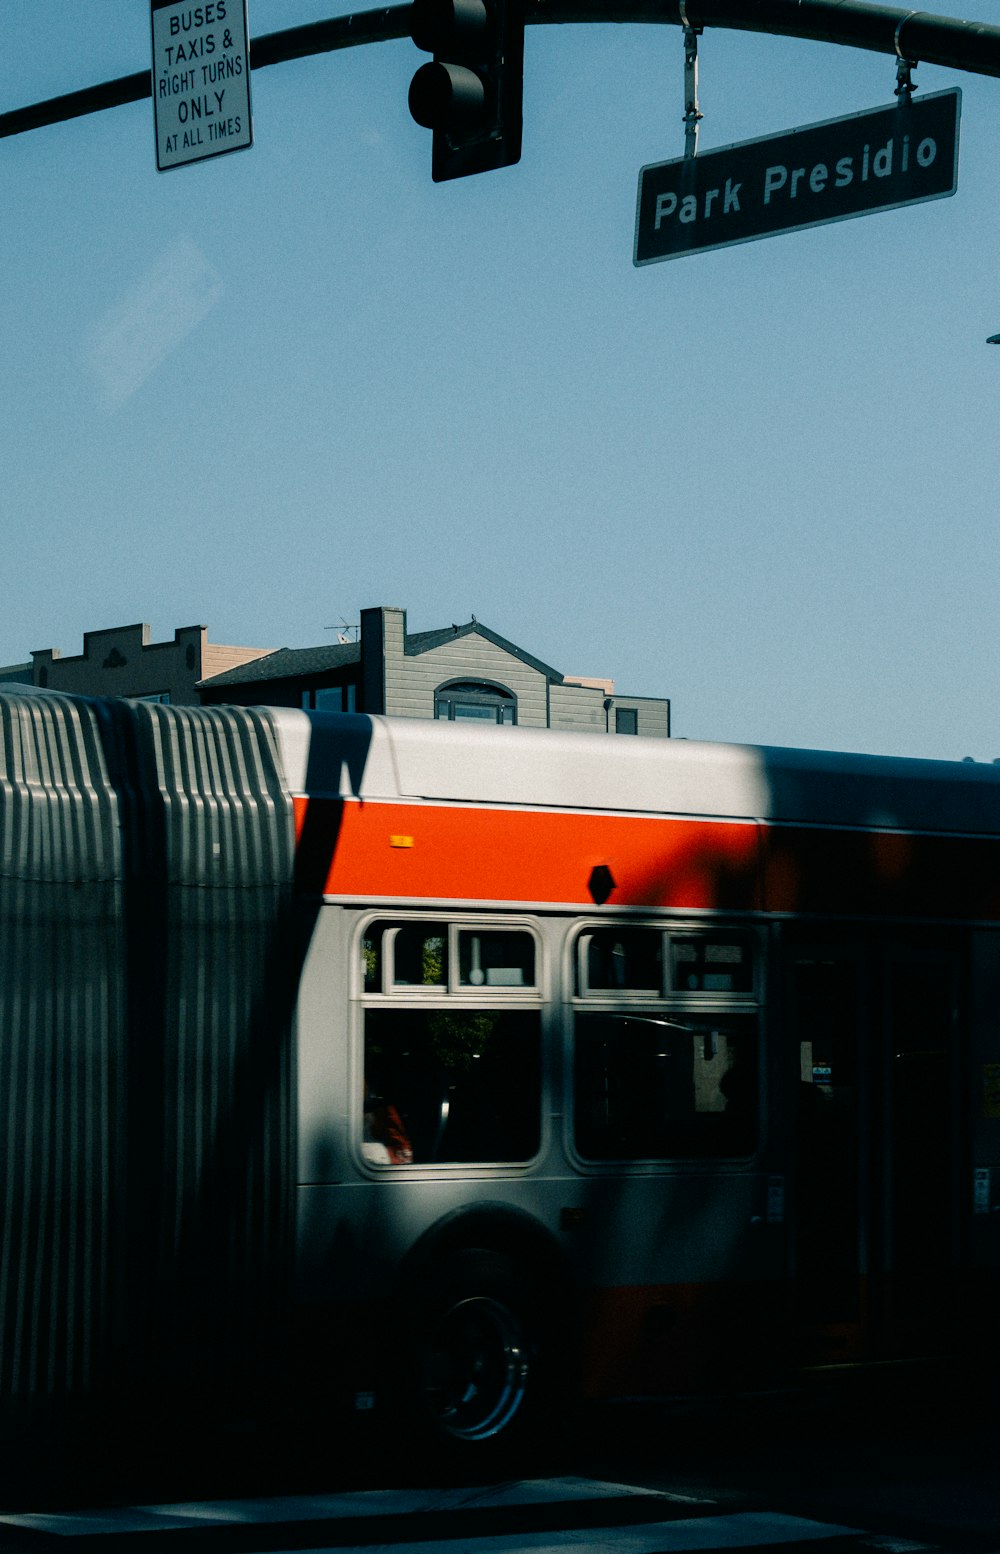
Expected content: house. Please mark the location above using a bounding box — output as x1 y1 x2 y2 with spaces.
198 605 670 737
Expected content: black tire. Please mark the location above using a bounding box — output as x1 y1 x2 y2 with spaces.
401 1246 564 1458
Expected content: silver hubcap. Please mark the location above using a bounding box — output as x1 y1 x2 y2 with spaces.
423 1294 529 1440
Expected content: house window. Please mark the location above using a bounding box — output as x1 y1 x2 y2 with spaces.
435 680 516 725
301 683 357 712
615 707 638 735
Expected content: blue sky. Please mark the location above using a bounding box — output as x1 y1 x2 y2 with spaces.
1 1 998 760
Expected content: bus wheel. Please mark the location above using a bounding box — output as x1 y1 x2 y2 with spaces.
406 1248 552 1451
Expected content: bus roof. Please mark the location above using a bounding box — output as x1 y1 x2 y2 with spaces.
271 709 1000 838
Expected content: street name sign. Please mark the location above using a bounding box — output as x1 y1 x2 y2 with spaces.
151 0 252 171
635 89 960 267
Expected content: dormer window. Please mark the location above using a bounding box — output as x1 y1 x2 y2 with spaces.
434 680 516 725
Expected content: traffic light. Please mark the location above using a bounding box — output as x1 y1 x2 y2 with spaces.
408 0 523 182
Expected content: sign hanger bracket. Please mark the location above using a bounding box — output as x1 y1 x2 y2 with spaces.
894 13 918 102
679 1 703 158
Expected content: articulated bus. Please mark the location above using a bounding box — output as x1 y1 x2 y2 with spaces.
2 688 999 1451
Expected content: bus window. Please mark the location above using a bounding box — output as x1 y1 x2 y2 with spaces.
363 1007 541 1165
670 934 755 994
458 930 535 988
573 1012 758 1160
582 928 662 993
391 923 449 987
362 929 383 992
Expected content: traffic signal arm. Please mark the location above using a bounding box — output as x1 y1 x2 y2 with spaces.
2 0 999 144
535 0 1000 80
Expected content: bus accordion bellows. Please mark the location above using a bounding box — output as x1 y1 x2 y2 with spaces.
1 687 998 1450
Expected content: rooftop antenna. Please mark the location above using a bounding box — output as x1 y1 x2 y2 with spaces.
323 618 359 643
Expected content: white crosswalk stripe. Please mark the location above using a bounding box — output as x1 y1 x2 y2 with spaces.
270 1513 861 1554
0 1475 864 1552
0 1478 697 1537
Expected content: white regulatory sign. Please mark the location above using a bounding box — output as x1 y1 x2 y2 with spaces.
151 0 252 171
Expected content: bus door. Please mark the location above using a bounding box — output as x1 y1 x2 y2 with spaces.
789 938 963 1367
789 944 868 1362
882 945 963 1356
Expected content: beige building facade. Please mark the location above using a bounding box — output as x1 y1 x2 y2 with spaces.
30 623 271 706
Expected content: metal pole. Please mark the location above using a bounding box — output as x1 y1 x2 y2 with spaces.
533 0 1000 77
0 9 410 139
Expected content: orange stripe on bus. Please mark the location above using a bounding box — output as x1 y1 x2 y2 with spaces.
762 825 1000 919
577 1282 786 1397
293 797 761 909
293 797 1000 918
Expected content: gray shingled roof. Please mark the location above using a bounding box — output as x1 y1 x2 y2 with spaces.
199 618 565 690
406 620 563 682
199 642 359 687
